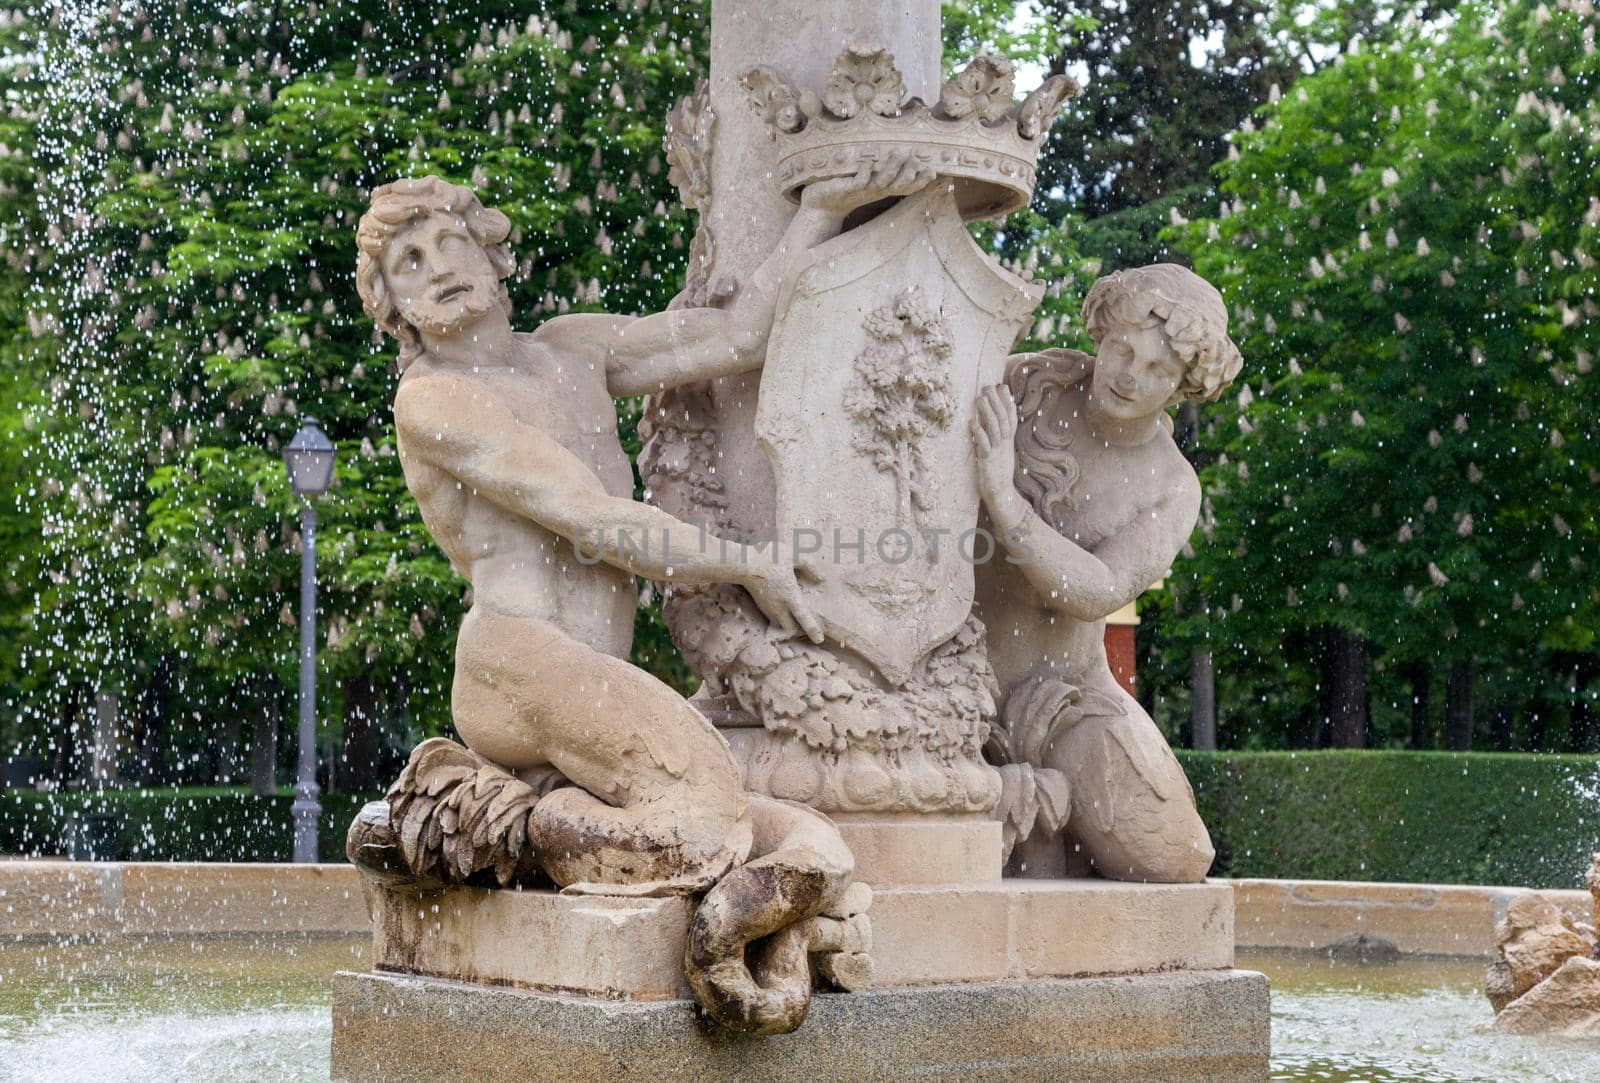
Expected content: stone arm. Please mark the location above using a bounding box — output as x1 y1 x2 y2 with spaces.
535 206 844 398
988 486 1196 622
394 371 822 640
532 153 939 397
972 384 1200 622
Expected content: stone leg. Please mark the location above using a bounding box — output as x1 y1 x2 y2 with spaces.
1043 682 1214 884
451 605 751 892
443 607 867 1034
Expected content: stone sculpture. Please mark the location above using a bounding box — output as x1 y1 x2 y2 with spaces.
331 8 1275 1074
345 167 924 1032
972 264 1242 880
1486 855 1600 1036
645 46 1079 816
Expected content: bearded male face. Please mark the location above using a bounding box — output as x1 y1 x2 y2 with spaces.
355 177 516 369
380 210 505 336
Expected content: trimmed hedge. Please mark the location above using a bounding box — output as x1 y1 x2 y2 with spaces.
0 786 376 862
1179 750 1600 890
3 752 1597 889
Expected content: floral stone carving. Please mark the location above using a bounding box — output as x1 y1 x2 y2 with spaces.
844 286 955 526
664 80 730 309
668 581 1002 814
822 44 907 118
741 43 1081 221
938 55 1016 123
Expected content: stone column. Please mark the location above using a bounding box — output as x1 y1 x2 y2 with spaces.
646 3 1051 824
682 2 942 538
707 0 942 277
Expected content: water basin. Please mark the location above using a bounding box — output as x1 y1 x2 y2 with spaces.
2 938 1597 1080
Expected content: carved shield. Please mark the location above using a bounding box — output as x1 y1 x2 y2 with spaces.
756 186 1041 685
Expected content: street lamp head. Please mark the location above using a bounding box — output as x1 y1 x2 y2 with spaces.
283 418 337 495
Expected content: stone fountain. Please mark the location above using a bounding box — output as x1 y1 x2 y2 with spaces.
328 2 1268 1078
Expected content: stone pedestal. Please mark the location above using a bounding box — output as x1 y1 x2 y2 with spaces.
833 815 1002 885
331 968 1270 1082
337 819 1260 1075
364 875 1236 995
337 821 1268 1079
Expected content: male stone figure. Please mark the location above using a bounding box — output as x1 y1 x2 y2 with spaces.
351 168 923 1030
971 263 1243 882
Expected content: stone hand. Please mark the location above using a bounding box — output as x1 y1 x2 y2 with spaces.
971 383 1020 512
743 553 825 644
799 148 938 217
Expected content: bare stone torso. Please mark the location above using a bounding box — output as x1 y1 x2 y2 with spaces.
396 330 637 658
975 379 1191 694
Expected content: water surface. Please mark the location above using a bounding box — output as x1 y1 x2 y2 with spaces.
0 936 366 1082
2 938 1598 1081
1250 948 1600 1082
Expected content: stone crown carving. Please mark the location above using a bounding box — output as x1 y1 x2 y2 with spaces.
742 46 1081 222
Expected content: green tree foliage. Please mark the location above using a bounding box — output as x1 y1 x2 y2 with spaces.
0 0 1094 788
7 1 708 784
1031 0 1462 272
0 11 55 768
1267 0 1460 66
943 0 1066 65
1034 0 1291 269
1157 0 1600 749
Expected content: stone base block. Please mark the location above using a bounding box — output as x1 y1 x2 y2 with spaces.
831 815 1001 885
331 967 1270 1082
368 878 1234 995
372 886 694 1000
871 878 1234 985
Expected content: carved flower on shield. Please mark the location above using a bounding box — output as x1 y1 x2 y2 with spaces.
939 55 1016 124
823 44 906 119
1017 74 1082 139
741 66 806 135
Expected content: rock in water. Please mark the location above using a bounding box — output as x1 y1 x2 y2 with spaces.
1327 932 1400 966
1492 956 1600 1037
1488 893 1594 1012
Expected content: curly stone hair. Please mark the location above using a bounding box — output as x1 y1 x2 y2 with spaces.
1002 266 1240 525
1081 263 1242 405
1004 348 1092 528
355 175 516 372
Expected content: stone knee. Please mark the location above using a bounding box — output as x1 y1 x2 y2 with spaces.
448 608 552 770
1057 710 1214 883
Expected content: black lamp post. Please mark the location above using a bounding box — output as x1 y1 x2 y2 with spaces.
282 419 336 863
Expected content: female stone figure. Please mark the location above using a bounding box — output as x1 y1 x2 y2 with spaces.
970 263 1242 883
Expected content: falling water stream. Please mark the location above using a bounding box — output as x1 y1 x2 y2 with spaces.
1 938 1598 1081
